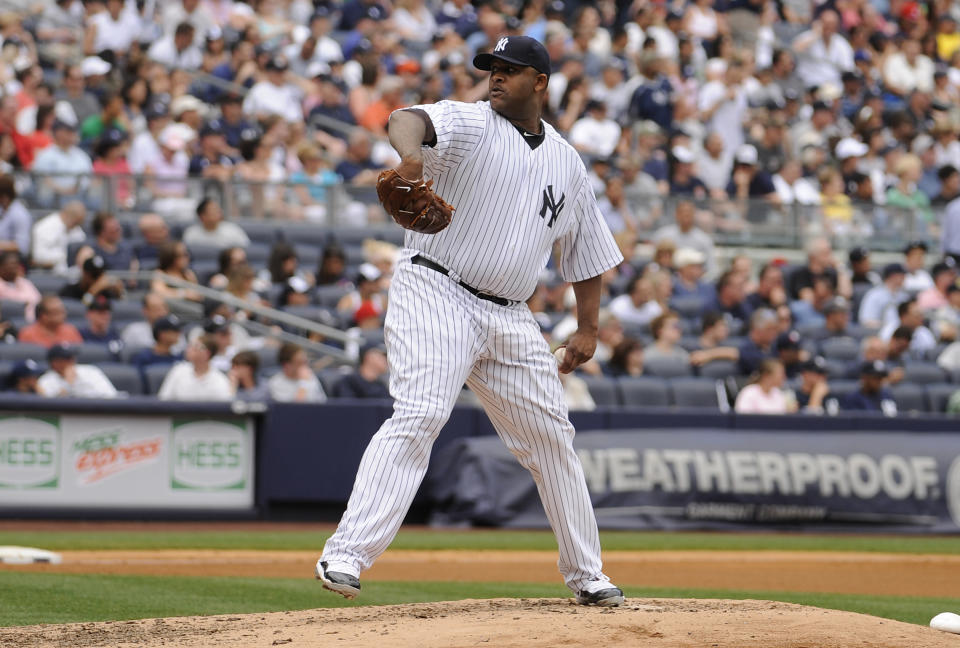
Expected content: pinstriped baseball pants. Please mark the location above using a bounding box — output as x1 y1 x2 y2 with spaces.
321 254 611 593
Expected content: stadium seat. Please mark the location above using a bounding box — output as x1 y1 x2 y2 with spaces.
329 225 404 247
617 376 669 407
825 379 859 404
819 336 860 362
698 359 737 379
0 343 46 363
111 300 144 321
824 359 850 380
294 244 322 268
143 364 172 395
890 382 927 413
0 360 13 387
643 355 693 378
236 220 280 245
76 343 117 363
925 383 957 414
278 222 330 249
246 242 272 265
318 367 351 394
581 375 620 406
0 299 28 319
669 296 705 320
360 328 385 347
62 299 87 320
669 377 723 409
903 362 948 385
100 363 143 395
186 244 222 262
30 274 68 295
316 285 351 309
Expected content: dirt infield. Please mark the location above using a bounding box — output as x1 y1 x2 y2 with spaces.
5 527 960 646
3 598 959 648
7 548 960 597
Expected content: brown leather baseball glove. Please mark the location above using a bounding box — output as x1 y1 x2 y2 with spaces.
376 169 454 235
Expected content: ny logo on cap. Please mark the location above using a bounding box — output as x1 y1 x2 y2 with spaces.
494 37 508 53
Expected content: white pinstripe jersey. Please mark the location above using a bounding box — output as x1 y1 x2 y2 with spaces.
402 100 624 302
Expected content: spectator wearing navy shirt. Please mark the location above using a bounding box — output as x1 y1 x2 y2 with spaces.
82 211 135 273
628 55 674 131
839 360 897 416
736 308 779 376
78 295 122 353
131 315 184 379
668 146 708 198
189 119 235 181
705 269 752 332
333 345 391 399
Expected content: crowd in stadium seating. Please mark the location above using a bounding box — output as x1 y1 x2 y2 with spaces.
0 0 959 414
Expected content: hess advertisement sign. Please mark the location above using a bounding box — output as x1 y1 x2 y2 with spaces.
0 415 253 510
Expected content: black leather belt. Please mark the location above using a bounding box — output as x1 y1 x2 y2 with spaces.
411 254 511 307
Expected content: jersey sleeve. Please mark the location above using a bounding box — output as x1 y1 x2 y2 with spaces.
556 172 624 283
400 100 486 173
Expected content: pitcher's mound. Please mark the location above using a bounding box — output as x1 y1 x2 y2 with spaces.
4 598 957 648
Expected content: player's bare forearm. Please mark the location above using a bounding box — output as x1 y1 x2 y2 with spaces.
559 276 602 374
388 110 429 180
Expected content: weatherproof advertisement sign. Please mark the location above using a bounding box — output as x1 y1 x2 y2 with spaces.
0 414 254 510
430 429 960 532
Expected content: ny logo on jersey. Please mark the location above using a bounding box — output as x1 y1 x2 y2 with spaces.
539 185 565 228
494 37 508 53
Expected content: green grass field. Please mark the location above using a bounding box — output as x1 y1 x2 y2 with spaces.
1 528 958 628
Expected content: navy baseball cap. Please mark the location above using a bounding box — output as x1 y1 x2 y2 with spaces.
474 36 551 77
775 330 801 352
11 359 43 380
882 262 907 279
799 356 828 374
860 360 889 377
47 344 78 361
152 314 183 339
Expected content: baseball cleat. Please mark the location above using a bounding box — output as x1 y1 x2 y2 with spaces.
575 586 625 607
315 561 361 599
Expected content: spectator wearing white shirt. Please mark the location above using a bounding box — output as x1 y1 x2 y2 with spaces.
129 102 170 174
158 335 234 401
698 132 733 197
304 8 344 64
698 58 749 156
773 160 821 205
902 241 934 294
792 10 854 89
0 174 32 257
148 22 203 71
268 342 327 403
122 292 174 351
569 99 621 159
31 201 86 275
609 275 663 329
31 119 92 207
859 263 909 329
883 38 935 96
652 199 718 278
162 0 215 47
878 298 938 358
38 343 118 398
85 0 142 58
183 198 250 249
243 56 303 123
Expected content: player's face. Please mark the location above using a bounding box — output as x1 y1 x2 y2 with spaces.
488 61 544 118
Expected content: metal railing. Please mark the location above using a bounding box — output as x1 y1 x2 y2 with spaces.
110 270 362 365
11 170 942 252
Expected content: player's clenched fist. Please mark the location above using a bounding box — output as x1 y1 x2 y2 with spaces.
376 169 454 234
